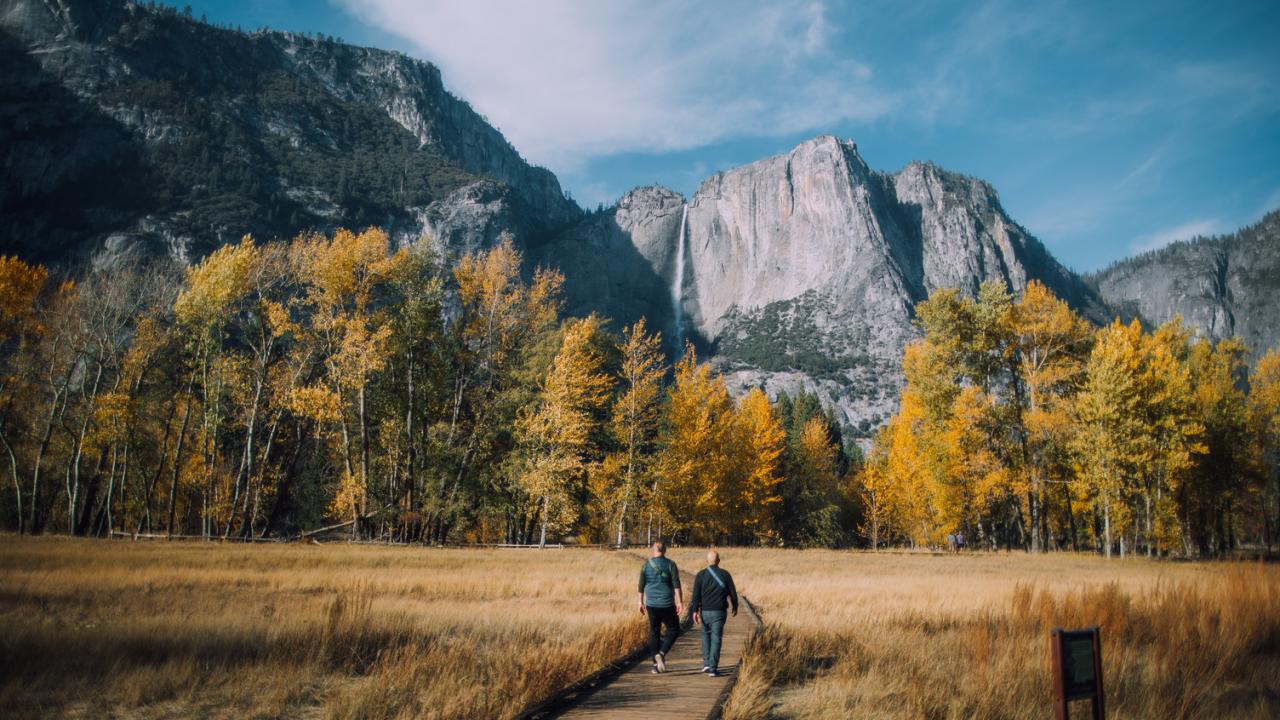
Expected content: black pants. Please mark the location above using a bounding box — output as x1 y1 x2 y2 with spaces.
647 605 680 656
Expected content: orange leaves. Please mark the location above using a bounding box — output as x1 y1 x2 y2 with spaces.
292 228 398 308
0 255 47 342
733 388 787 540
517 315 613 536
454 236 563 371
290 386 344 426
174 236 257 329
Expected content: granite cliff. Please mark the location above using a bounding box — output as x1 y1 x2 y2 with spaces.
1089 210 1280 358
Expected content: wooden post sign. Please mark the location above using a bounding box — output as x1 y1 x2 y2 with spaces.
1050 626 1105 720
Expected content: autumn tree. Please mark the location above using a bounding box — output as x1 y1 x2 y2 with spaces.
517 315 613 547
1185 336 1252 555
1250 349 1280 551
0 256 48 530
734 388 786 542
658 346 738 541
290 229 403 537
596 318 665 546
436 235 562 541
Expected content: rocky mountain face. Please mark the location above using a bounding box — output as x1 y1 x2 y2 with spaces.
0 0 578 263
536 137 1106 434
1088 210 1280 358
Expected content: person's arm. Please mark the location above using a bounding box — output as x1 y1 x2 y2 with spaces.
727 572 739 616
637 566 647 614
690 572 703 623
671 561 683 615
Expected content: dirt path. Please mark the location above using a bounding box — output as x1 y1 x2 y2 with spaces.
549 563 759 720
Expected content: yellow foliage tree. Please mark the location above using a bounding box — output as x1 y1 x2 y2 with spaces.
1250 349 1280 550
658 346 737 539
600 318 665 546
735 387 787 542
518 315 613 547
0 255 47 344
292 228 404 533
1072 320 1147 557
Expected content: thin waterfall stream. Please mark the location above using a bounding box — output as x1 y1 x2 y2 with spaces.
672 203 688 353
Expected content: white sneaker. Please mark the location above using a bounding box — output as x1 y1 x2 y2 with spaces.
654 653 667 673
701 665 711 673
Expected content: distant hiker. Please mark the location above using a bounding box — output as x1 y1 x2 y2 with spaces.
946 533 956 553
691 549 738 677
638 541 682 674
956 532 966 552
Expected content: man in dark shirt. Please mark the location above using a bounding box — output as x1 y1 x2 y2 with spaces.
637 541 682 673
690 549 738 677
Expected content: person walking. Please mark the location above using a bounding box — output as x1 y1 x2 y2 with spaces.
638 541 682 673
690 549 738 677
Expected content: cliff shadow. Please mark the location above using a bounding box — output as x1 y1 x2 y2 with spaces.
0 29 158 263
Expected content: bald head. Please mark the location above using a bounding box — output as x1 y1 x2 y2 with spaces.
706 549 720 566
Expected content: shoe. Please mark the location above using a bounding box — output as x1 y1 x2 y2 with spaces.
654 653 666 673
701 666 711 673
708 670 719 677
651 664 659 674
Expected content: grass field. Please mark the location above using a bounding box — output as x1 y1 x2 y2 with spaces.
0 537 644 720
690 548 1280 720
3 539 1278 720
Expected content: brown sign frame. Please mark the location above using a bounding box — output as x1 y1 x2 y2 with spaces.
1050 626 1105 720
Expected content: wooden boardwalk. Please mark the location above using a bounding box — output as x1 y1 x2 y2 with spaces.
551 567 758 720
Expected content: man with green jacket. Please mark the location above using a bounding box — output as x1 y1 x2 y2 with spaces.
638 541 682 673
690 549 738 677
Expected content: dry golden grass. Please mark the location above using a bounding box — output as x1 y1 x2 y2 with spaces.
6 539 1277 720
688 548 1280 720
0 536 644 720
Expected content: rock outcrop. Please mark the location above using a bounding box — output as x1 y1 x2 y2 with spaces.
1089 210 1280 358
0 0 578 263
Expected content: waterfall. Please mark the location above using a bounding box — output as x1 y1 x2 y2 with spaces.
672 204 688 353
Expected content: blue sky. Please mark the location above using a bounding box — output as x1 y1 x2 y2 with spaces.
165 0 1279 271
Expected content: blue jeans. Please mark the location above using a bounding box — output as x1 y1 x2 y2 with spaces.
700 610 727 670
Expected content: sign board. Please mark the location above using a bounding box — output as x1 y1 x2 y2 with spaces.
1051 627 1105 720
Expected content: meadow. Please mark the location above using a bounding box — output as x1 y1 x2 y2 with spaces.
2 539 1278 720
702 548 1280 720
0 537 644 720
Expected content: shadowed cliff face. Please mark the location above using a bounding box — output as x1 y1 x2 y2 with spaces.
0 0 579 263
1089 210 1280 359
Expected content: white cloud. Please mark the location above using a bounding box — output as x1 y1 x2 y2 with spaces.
1130 218 1222 254
335 0 893 172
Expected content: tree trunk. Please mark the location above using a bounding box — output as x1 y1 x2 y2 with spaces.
538 495 548 549
1 429 22 533
167 395 194 539
1103 499 1112 559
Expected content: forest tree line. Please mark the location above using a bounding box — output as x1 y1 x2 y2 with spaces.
861 281 1280 557
0 230 852 547
1 230 1277 555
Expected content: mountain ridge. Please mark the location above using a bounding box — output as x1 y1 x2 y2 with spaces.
3 0 1276 438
